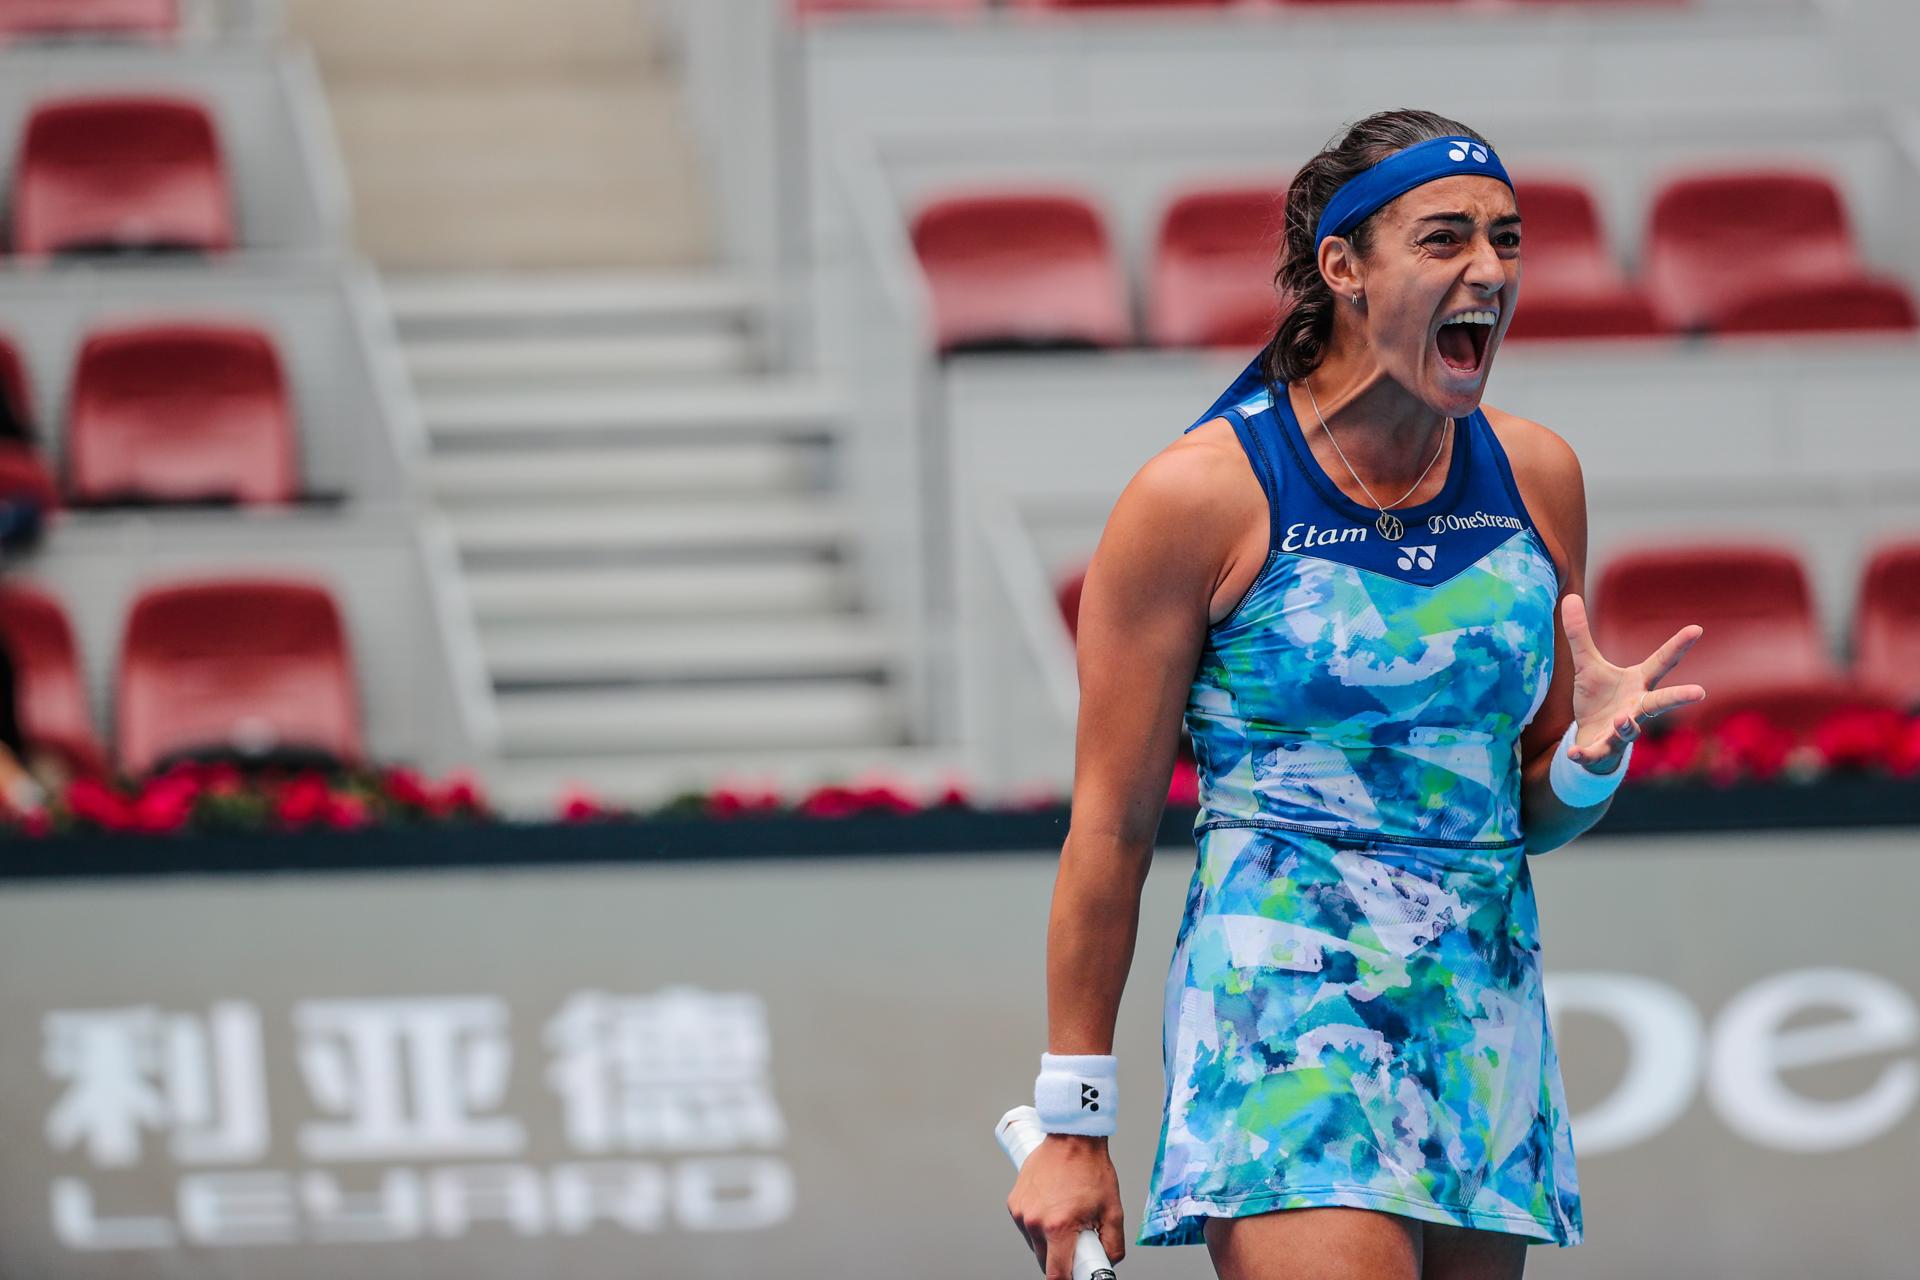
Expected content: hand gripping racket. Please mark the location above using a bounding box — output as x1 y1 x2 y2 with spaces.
996 1105 1119 1280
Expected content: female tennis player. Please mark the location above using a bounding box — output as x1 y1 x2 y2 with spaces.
1006 110 1707 1280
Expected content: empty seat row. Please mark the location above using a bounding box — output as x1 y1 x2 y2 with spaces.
0 0 175 41
0 576 361 779
913 169 1917 353
1524 172 1915 337
1591 543 1920 712
6 94 232 257
1058 538 1920 713
0 322 299 505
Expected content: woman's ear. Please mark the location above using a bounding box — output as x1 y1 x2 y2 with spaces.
1317 235 1363 303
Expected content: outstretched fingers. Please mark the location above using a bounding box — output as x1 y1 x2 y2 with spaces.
1566 681 1709 764
1559 593 1608 671
1639 623 1705 689
1638 683 1707 721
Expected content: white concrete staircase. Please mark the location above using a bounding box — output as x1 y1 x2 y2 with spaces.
391 272 960 813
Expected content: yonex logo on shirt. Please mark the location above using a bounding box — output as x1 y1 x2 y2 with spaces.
1397 545 1438 571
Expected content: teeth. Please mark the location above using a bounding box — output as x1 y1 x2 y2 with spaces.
1444 310 1499 326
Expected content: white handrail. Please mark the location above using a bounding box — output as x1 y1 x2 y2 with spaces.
976 494 1080 730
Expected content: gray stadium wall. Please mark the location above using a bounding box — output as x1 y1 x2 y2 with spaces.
1 823 1916 1278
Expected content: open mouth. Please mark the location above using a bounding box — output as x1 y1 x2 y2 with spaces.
1435 310 1496 375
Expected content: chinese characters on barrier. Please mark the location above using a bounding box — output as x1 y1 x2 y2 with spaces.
40 988 793 1250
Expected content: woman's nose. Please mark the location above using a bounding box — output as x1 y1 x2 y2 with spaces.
1465 237 1505 293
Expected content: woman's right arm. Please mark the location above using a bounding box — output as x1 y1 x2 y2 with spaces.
1007 438 1248 1280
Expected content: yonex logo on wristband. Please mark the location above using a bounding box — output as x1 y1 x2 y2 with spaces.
1037 1053 1117 1135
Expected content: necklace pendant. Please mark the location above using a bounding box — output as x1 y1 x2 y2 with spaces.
1374 512 1404 540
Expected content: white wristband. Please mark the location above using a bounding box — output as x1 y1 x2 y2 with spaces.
1034 1052 1117 1137
1548 720 1631 808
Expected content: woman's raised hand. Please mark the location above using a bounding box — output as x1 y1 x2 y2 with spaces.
1558 593 1707 771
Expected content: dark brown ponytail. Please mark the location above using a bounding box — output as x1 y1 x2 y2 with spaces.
1265 110 1494 387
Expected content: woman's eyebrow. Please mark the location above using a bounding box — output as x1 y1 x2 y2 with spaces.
1417 212 1524 226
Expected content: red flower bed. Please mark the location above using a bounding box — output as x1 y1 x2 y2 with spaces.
0 761 493 837
1629 707 1920 787
6 707 1913 839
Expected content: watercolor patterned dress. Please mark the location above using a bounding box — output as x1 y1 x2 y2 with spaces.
1138 357 1582 1249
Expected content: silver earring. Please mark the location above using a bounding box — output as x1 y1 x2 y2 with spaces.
1351 293 1362 304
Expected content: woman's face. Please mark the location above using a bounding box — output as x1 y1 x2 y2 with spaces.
1343 173 1522 418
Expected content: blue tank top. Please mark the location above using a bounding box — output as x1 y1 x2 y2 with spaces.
1181 356 1560 848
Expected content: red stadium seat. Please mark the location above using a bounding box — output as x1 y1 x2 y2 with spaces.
1009 0 1234 9
1592 544 1834 703
1642 169 1872 333
116 578 363 777
1714 276 1917 336
1853 540 1920 708
0 439 57 513
1506 178 1664 340
11 95 234 258
0 334 33 440
1505 290 1666 341
0 0 176 40
0 584 106 775
67 322 299 506
911 190 1132 352
1688 678 1904 738
1148 184 1287 349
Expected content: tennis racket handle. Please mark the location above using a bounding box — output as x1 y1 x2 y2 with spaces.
996 1106 1119 1280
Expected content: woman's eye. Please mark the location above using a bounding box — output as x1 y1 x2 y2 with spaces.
1425 233 1457 246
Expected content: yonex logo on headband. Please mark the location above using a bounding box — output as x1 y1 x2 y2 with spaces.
1316 135 1514 246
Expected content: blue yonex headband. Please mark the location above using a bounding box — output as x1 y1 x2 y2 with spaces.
1314 136 1514 247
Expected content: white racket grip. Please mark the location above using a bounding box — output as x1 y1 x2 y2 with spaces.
996 1105 1118 1280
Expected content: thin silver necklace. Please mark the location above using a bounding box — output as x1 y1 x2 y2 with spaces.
1302 377 1450 541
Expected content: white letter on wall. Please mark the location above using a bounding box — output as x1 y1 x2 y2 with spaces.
1708 967 1918 1152
1545 972 1703 1155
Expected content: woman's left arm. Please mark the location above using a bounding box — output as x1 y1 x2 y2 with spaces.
1491 411 1707 854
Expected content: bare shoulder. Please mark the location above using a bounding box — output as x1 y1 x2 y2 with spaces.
1481 404 1582 500
1480 403 1587 576
1116 417 1262 527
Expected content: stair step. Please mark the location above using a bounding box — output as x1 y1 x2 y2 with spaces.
429 441 821 500
468 562 856 622
497 680 901 756
488 744 970 814
385 271 760 333
422 380 844 442
406 332 757 384
485 616 892 684
449 497 852 557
